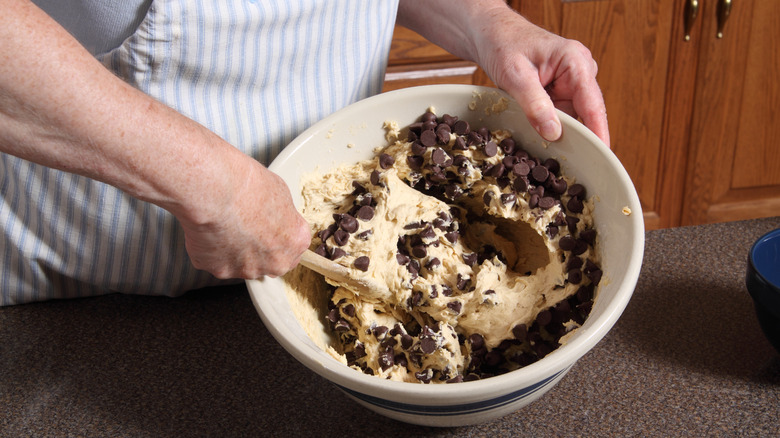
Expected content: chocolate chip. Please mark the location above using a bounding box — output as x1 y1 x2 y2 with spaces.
373 325 389 339
447 301 462 314
356 229 372 240
356 205 375 221
441 114 458 126
484 141 498 157
568 183 586 199
419 129 437 147
370 169 381 186
430 148 447 166
411 290 423 307
469 333 485 350
543 158 560 174
421 111 437 123
444 231 459 243
453 119 470 135
567 269 583 284
330 247 346 260
531 165 549 183
436 125 451 145
446 375 464 384
333 229 349 246
412 245 427 259
572 239 589 256
538 196 556 210
379 347 395 371
529 193 539 209
486 163 505 178
549 176 568 194
456 274 470 291
580 228 597 246
512 324 527 341
513 176 529 192
339 214 358 233
406 260 420 277
407 155 424 171
420 224 436 240
567 197 584 214
467 131 482 146
425 257 441 270
354 256 370 271
401 334 414 350
411 141 427 156
420 337 438 354
559 236 576 251
536 309 552 326
500 138 516 154
483 191 493 207
415 370 433 383
396 253 410 265
587 268 603 285
444 184 463 200
501 193 516 205
379 153 395 169
513 161 531 177
453 136 468 150
565 215 580 234
327 307 339 323
566 256 584 271
477 127 490 141
334 319 350 331
463 253 478 266
314 243 328 258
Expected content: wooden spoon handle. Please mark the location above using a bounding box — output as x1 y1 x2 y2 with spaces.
298 249 387 300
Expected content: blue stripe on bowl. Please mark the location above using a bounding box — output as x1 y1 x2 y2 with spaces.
336 368 567 417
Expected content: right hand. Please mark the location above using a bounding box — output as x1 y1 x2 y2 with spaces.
179 156 312 280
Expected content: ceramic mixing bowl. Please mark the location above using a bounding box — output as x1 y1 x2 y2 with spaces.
246 85 644 426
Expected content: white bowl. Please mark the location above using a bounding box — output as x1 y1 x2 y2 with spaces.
246 85 644 427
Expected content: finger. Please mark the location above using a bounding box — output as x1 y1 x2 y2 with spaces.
502 62 562 142
570 72 611 148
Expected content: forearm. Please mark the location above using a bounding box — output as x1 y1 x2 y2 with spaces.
0 0 245 226
396 0 525 65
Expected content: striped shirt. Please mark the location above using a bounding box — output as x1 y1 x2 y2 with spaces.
1 0 399 305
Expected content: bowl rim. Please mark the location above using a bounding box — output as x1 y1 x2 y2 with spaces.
250 84 645 403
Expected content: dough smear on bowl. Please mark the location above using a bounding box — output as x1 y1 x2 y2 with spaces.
288 110 602 383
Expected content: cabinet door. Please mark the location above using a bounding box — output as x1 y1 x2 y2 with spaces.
682 0 780 225
517 0 682 230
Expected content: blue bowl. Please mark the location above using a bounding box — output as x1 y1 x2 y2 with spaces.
746 228 780 354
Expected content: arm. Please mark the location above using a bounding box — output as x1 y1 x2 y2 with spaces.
0 0 311 279
396 0 610 147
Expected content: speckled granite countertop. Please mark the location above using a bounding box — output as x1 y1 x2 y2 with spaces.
2 217 779 437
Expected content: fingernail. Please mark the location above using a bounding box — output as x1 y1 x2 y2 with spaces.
538 120 561 141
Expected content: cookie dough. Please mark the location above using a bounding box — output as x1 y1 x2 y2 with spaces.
295 110 601 383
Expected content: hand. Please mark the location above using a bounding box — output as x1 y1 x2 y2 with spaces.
396 0 610 147
179 156 312 279
473 8 610 147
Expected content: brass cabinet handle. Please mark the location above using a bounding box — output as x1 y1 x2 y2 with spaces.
716 0 732 38
683 0 699 41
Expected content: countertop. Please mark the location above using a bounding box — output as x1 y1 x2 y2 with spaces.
2 217 779 437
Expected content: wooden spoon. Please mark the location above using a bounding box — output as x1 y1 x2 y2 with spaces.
298 249 389 301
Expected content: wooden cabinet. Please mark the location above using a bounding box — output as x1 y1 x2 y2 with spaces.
384 0 780 230
383 26 494 92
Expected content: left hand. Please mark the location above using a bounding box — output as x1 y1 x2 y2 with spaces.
396 0 610 148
